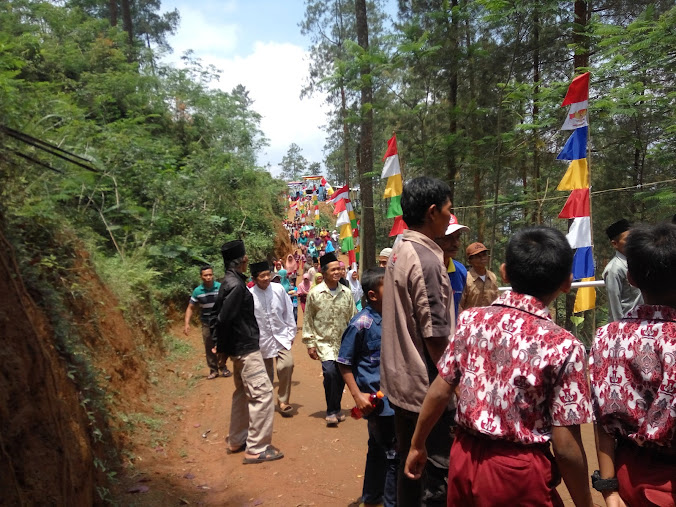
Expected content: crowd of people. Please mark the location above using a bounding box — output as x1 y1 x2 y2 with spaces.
182 176 675 507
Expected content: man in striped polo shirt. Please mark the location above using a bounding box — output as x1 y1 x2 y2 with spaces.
184 265 231 379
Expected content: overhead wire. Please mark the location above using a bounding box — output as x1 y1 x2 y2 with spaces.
452 178 676 211
0 125 99 173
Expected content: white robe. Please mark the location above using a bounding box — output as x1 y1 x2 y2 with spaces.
250 282 297 359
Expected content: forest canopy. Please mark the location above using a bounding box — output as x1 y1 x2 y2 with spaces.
1 0 675 323
0 0 287 308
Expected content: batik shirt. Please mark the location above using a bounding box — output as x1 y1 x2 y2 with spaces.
438 291 592 444
589 305 676 451
302 282 356 361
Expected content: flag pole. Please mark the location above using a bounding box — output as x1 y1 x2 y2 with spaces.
585 87 596 331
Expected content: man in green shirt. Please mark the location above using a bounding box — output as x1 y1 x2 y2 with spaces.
302 252 357 426
184 265 230 379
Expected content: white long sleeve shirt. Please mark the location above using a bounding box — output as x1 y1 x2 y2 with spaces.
250 282 297 359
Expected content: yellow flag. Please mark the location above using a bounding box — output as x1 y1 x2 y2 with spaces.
447 258 456 273
339 223 352 240
574 277 596 313
383 173 403 199
557 159 589 190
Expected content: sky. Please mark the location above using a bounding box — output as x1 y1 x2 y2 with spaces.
159 0 330 179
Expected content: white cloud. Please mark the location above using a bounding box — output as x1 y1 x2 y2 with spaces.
162 3 330 180
207 42 329 176
168 5 239 57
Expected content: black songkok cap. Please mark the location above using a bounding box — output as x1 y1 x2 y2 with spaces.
605 219 631 241
250 261 271 278
320 252 338 268
221 240 246 263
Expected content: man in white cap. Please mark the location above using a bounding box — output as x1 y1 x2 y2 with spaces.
378 247 393 268
435 214 469 323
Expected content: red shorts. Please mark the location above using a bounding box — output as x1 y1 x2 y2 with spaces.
447 429 563 506
616 440 676 507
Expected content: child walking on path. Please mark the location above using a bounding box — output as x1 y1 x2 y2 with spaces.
338 268 398 507
589 222 676 507
405 226 594 507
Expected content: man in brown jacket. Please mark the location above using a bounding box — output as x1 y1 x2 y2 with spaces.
459 242 499 313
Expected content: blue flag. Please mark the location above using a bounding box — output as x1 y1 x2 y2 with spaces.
557 126 588 161
572 246 594 280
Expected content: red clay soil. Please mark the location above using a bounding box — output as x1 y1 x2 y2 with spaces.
0 231 96 505
0 229 161 505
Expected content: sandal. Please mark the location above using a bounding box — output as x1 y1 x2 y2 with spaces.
242 446 284 464
227 443 246 454
279 404 294 418
207 372 218 380
221 369 232 378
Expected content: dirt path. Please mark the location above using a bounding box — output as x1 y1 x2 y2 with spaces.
113 214 603 506
114 310 604 507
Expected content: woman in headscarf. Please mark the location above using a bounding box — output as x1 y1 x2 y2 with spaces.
347 267 363 311
311 272 323 288
325 238 335 254
277 268 291 293
285 253 298 280
307 242 318 259
296 272 312 312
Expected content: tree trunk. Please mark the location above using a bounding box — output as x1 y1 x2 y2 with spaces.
532 4 541 224
121 0 134 48
341 85 351 188
573 1 588 70
355 0 375 270
446 0 459 206
109 0 118 26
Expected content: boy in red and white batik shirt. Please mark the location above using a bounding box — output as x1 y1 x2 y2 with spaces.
405 226 594 507
589 223 676 507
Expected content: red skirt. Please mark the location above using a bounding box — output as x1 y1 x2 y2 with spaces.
447 429 563 507
616 440 676 507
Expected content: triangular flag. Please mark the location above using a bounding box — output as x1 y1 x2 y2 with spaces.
333 198 347 215
381 134 401 178
341 235 354 252
566 217 592 249
348 249 357 265
574 278 596 312
382 134 398 160
336 210 350 227
572 246 594 279
339 223 352 240
382 154 401 178
557 159 589 191
321 177 327 186
330 185 349 203
389 215 408 237
386 195 403 218
562 100 589 130
558 189 590 218
383 173 403 199
561 72 590 106
557 127 588 160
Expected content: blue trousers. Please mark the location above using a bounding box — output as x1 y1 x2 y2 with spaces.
321 360 344 416
362 415 398 507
